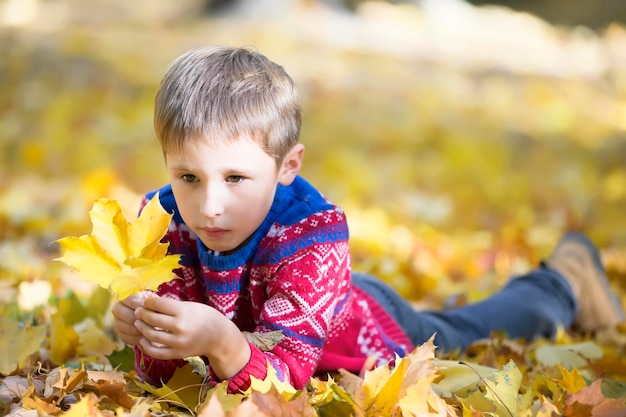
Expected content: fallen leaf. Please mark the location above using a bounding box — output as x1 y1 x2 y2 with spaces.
399 379 455 417
534 341 603 369
250 386 316 417
396 338 457 417
564 379 626 417
135 363 204 413
49 313 79 365
197 394 225 417
308 377 360 416
535 400 561 417
362 354 408 416
184 356 209 378
247 362 297 400
483 360 522 417
432 360 498 396
555 364 586 394
74 318 119 357
22 394 62 416
199 381 245 413
0 317 47 376
0 376 30 404
243 330 285 352
89 378 135 409
62 392 105 417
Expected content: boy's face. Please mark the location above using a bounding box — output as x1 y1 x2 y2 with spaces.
165 135 302 253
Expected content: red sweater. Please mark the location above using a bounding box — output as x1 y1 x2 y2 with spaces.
135 176 413 392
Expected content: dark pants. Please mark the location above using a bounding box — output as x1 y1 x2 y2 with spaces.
352 263 577 352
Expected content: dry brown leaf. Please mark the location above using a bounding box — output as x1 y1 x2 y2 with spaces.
86 370 135 409
564 379 626 416
243 330 285 352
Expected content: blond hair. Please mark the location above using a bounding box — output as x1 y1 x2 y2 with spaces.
154 46 302 163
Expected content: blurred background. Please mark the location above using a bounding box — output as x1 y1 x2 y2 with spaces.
1 0 625 305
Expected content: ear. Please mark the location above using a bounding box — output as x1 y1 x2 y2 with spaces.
278 144 305 186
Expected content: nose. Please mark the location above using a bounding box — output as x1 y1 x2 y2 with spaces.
198 183 225 218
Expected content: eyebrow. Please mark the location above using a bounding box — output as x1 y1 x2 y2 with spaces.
166 163 190 171
166 162 253 176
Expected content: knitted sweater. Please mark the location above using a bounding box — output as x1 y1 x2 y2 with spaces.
134 176 414 392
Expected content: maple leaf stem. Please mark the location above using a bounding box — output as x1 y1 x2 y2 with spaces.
459 361 515 417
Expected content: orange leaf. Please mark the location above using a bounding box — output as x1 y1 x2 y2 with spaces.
249 386 316 417
564 379 626 416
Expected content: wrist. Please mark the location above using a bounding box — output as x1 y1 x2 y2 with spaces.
207 323 251 380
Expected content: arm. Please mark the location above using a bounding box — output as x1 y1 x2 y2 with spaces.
254 249 350 389
239 212 352 390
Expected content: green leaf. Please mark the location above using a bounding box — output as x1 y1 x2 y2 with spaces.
106 346 136 372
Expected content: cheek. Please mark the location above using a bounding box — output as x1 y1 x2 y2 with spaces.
253 188 277 218
248 186 274 207
232 189 267 218
171 188 193 216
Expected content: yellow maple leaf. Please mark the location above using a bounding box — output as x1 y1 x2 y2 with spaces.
484 360 522 417
432 359 497 396
399 378 454 417
60 392 105 417
55 193 181 300
135 363 204 414
247 361 297 400
199 381 245 414
349 337 457 417
555 364 586 394
49 312 79 365
459 359 523 417
363 354 409 416
0 317 47 376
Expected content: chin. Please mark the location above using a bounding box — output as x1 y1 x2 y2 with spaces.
200 240 239 254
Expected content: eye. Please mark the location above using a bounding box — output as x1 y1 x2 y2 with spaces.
181 174 198 183
226 175 245 184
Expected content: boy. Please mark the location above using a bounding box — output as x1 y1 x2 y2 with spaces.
112 46 624 392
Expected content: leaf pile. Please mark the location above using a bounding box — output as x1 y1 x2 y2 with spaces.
3 332 626 416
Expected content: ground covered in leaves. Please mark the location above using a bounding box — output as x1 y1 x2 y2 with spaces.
2 0 626 416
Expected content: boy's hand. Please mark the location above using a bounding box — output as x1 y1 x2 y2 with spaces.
135 296 251 379
111 292 150 346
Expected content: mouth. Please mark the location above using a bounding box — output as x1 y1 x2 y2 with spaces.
200 227 228 239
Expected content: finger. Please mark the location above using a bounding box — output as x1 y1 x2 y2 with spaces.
114 320 140 336
135 307 177 331
142 296 181 316
121 292 149 309
112 302 136 325
135 319 175 347
117 332 142 346
139 338 175 360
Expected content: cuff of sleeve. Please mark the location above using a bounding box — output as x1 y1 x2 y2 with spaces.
211 342 267 394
